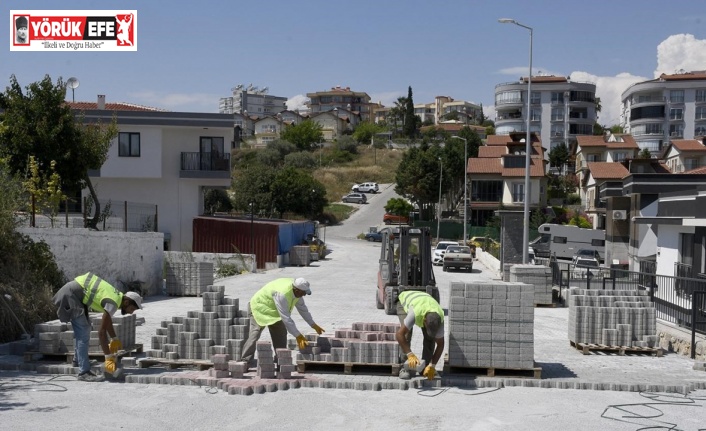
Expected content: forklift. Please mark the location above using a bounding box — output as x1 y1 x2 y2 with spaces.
376 226 439 315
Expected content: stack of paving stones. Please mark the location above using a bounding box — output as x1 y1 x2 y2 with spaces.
509 264 553 305
447 281 535 369
33 313 137 356
293 322 402 364
568 288 658 347
146 284 249 361
165 262 214 296
289 245 311 266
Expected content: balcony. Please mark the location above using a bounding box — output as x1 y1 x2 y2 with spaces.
630 95 666 106
180 152 231 179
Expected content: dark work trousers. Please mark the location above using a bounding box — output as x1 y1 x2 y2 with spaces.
240 303 288 365
396 300 434 364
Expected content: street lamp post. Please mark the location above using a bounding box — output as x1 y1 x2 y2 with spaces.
333 107 339 140
249 202 254 255
499 17 533 264
451 136 468 245
436 157 443 243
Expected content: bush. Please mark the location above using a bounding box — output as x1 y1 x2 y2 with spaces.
566 194 581 205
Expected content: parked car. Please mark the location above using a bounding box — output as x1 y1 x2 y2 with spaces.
442 245 474 272
573 257 600 278
352 182 379 194
432 241 459 265
364 231 383 242
383 213 409 225
572 248 601 264
342 193 367 204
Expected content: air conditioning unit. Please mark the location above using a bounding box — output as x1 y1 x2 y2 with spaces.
612 210 627 220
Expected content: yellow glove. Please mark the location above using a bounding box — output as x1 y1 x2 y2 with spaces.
109 338 122 354
105 355 117 374
296 335 309 350
422 364 436 380
406 352 420 370
312 324 325 335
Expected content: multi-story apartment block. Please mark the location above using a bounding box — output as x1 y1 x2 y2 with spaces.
495 75 597 156
414 96 482 125
219 84 287 117
620 71 706 157
306 86 379 122
467 132 547 227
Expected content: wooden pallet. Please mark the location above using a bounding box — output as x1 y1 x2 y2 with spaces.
535 303 557 308
570 341 663 357
444 363 542 379
296 360 401 376
24 344 143 363
138 358 213 371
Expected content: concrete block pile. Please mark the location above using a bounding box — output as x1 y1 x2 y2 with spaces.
448 281 535 369
165 262 214 296
509 264 553 305
147 284 250 360
568 288 658 347
33 313 137 356
294 322 402 364
289 245 311 266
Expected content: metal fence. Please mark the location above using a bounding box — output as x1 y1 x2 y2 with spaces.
22 199 157 232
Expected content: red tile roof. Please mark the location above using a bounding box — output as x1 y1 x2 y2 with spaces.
586 162 629 180
478 146 507 158
468 158 503 174
67 101 167 112
672 139 706 152
502 160 545 177
659 71 706 81
687 166 706 174
521 75 568 83
576 134 639 149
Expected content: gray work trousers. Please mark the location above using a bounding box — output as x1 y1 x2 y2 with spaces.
240 303 288 364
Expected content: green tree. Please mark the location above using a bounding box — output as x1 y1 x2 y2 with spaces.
23 156 67 227
384 197 413 217
548 143 569 170
457 126 482 158
231 164 276 216
395 144 444 220
403 86 416 138
593 122 604 135
568 211 592 228
352 121 384 144
610 125 624 134
271 166 327 218
638 148 651 159
0 75 118 230
284 151 317 169
203 189 233 215
476 103 487 125
280 120 323 151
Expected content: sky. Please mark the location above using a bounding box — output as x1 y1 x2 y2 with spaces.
2 0 706 128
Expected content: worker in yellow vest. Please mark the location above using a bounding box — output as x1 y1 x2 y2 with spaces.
52 272 142 382
240 277 324 366
395 290 444 380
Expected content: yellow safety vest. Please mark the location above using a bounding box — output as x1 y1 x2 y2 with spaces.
250 278 299 327
75 272 123 313
399 291 444 329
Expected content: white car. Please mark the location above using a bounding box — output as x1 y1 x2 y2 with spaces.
573 257 600 278
432 241 459 266
352 182 379 194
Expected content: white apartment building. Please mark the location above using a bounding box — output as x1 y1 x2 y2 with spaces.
494 75 597 155
414 96 482 125
219 84 287 117
620 70 706 157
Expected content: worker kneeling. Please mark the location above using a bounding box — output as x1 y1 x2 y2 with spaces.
52 272 143 382
395 291 444 380
240 277 324 367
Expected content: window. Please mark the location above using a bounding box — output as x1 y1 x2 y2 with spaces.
530 91 541 104
118 132 140 157
670 90 684 103
512 183 525 203
550 125 564 136
669 108 683 120
200 136 225 170
669 124 684 137
695 125 706 136
613 152 627 162
696 106 706 120
530 108 541 121
697 90 706 102
553 236 567 244
631 106 664 121
570 91 595 103
471 180 503 202
551 108 564 122
591 239 605 247
551 92 564 104
495 91 523 105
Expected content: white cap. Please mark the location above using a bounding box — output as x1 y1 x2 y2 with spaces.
293 278 311 295
124 291 143 309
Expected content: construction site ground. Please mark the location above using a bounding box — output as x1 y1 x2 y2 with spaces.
2 184 705 430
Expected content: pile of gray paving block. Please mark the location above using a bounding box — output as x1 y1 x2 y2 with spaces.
165 262 214 296
33 313 137 356
568 288 658 347
509 264 553 305
448 281 535 369
294 322 402 364
146 284 250 360
289 245 311 266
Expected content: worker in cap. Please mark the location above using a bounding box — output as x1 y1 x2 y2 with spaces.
240 277 325 366
15 16 28 44
395 291 445 380
52 273 143 382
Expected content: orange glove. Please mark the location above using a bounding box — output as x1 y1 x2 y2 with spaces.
105 355 117 374
312 324 325 335
422 364 436 380
296 335 309 350
109 339 122 354
406 352 420 370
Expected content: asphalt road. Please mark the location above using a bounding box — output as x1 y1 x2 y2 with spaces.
2 184 706 430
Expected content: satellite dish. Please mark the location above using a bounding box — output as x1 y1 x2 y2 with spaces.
66 77 79 102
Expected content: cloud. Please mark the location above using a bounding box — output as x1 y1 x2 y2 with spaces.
127 91 220 112
286 94 309 112
369 90 407 108
568 71 646 126
655 34 706 77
